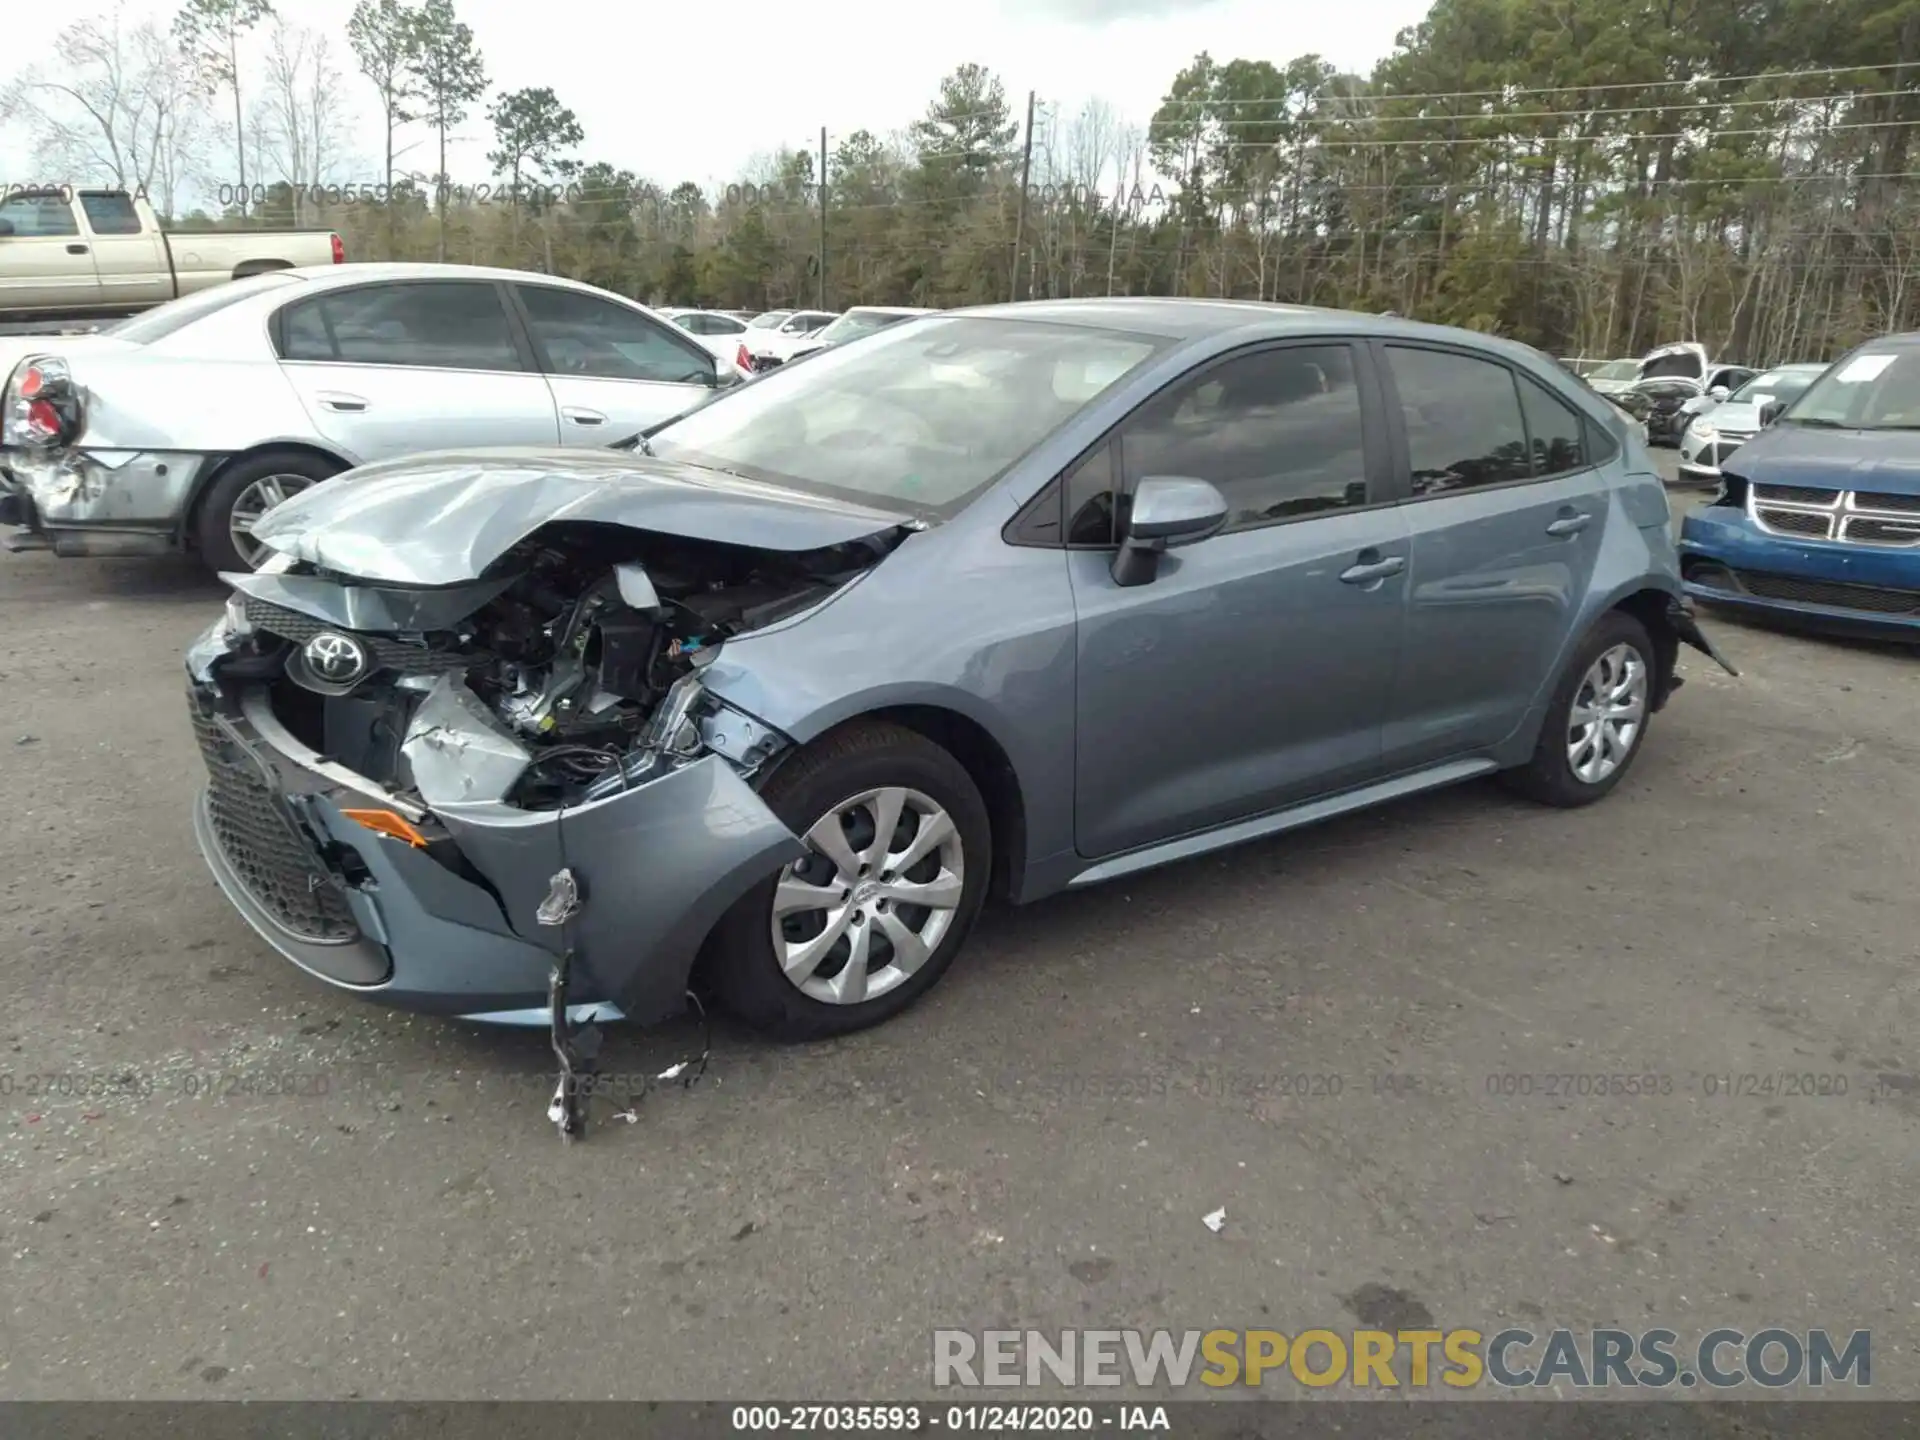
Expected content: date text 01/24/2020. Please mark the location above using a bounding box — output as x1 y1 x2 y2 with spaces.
728 1406 1169 1432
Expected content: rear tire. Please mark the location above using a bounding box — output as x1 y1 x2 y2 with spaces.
194 449 342 574
706 720 991 1041
1502 611 1655 808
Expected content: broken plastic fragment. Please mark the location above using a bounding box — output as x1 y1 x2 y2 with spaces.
1202 1207 1226 1233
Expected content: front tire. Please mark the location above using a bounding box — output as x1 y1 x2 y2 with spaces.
1502 611 1655 808
194 449 342 574
707 720 991 1041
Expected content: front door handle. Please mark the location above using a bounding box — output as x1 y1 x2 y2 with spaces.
315 391 367 413
1546 512 1591 537
1339 552 1406 585
67 243 89 255
562 407 606 426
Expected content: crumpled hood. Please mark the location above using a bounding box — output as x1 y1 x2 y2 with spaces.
251 447 920 585
1726 423 1920 496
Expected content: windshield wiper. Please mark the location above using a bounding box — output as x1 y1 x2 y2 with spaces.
1860 423 1920 431
1784 417 1844 429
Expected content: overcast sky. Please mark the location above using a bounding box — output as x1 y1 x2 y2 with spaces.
2 0 1429 198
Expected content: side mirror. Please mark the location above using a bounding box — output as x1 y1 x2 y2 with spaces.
1111 476 1227 587
1709 385 1730 401
707 362 742 389
1758 399 1784 427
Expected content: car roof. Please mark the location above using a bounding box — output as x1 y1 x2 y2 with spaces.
938 296 1559 364
280 262 648 301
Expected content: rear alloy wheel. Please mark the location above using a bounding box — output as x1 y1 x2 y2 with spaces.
707 720 990 1040
193 449 343 574
1503 611 1655 808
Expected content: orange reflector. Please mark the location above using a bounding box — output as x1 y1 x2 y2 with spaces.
341 808 427 848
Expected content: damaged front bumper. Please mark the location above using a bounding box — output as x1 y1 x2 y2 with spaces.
3 448 215 556
185 614 806 1026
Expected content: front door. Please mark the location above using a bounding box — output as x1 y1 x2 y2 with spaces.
273 278 560 462
1373 341 1610 770
509 283 719 446
0 192 102 315
1069 340 1410 859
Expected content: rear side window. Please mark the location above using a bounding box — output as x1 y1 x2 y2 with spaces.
1517 375 1589 477
1385 346 1532 496
278 282 522 371
79 193 142 235
1118 344 1371 530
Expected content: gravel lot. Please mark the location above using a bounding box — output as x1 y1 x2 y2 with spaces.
2 469 1916 1401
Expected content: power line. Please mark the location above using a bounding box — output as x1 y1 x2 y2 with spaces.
1182 62 1920 108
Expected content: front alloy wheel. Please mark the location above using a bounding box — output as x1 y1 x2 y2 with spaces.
771 786 965 1006
705 719 991 1040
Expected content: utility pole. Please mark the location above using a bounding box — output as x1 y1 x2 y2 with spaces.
819 125 829 310
1011 89 1036 303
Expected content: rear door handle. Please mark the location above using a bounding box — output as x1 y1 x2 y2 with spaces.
562 407 606 426
315 391 367 413
1546 512 1591 537
67 243 89 255
1339 553 1406 585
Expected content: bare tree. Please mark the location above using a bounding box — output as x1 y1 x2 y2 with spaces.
257 19 352 221
2 5 202 206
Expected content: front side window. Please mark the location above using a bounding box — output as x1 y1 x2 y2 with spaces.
648 315 1165 517
1386 345 1532 495
0 193 79 237
518 285 713 384
280 281 522 371
1115 345 1370 530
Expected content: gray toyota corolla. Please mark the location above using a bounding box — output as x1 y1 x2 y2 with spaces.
186 298 1735 1042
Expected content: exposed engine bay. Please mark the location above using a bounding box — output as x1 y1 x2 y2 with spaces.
222 522 892 810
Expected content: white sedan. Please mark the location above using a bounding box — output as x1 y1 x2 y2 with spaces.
1 263 749 573
657 307 752 363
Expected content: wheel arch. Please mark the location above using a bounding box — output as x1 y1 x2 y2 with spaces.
752 700 1030 906
1608 585 1683 711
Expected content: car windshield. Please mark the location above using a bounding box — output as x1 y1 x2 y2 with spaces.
1784 349 1920 429
1730 369 1819 405
1592 360 1640 381
816 310 916 344
104 271 304 343
748 312 791 329
647 315 1167 516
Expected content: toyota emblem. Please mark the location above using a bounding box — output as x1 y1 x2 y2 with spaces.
303 631 370 684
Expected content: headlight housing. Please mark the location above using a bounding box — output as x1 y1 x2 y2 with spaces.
1689 419 1716 443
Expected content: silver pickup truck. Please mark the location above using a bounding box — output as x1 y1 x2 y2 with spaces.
0 188 342 325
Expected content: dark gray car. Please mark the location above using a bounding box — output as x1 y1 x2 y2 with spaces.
185 298 1736 1046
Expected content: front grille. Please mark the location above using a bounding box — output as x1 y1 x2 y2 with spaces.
1842 516 1920 546
1726 569 1920 615
1853 490 1920 514
191 692 358 942
1753 483 1838 506
241 597 476 676
1755 508 1831 537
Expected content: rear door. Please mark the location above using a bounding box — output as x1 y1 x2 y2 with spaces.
0 192 102 314
1067 339 1410 858
1374 341 1611 770
508 283 719 445
273 278 558 461
75 192 173 309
